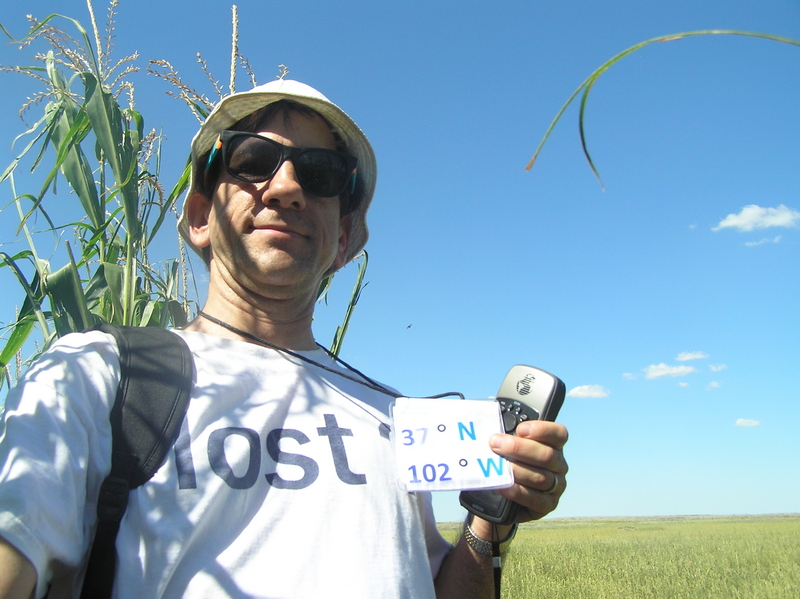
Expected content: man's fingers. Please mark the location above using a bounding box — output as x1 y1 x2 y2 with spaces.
517 420 569 448
508 464 566 494
489 431 569 474
497 477 563 521
487 421 570 522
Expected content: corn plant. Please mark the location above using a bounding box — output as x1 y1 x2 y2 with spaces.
0 3 370 388
0 5 192 388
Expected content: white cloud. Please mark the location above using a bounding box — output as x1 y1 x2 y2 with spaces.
713 204 800 232
735 419 760 427
678 382 689 387
745 235 782 247
710 364 727 372
567 385 610 398
622 373 636 380
706 381 721 390
644 363 697 380
676 351 708 362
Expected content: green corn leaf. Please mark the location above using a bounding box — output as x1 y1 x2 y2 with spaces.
77 205 125 265
51 100 103 228
44 244 94 335
0 114 50 185
83 265 108 304
0 156 22 185
44 50 69 91
9 182 56 277
0 252 50 339
0 250 33 266
0 270 53 371
0 21 15 40
101 262 125 321
329 251 369 357
83 73 124 183
104 237 123 266
148 157 191 245
83 261 125 322
0 278 43 371
84 74 143 242
124 108 145 162
13 192 58 249
317 274 334 304
164 260 181 299
121 113 145 238
139 300 158 327
119 113 142 189
169 300 188 328
16 95 75 230
0 315 36 371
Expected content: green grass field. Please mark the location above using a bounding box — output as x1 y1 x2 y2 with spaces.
439 514 800 598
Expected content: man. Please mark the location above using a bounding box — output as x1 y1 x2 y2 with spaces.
0 79 568 598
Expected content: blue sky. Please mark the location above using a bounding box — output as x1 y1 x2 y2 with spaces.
1 0 798 522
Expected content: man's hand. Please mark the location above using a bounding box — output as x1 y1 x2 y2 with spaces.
488 419 569 522
434 422 568 598
0 536 36 599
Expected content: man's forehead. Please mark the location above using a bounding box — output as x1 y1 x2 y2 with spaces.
267 112 335 139
240 104 340 150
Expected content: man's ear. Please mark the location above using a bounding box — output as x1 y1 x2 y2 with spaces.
185 191 213 249
333 214 353 271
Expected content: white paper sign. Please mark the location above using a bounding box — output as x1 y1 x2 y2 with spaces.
391 397 514 492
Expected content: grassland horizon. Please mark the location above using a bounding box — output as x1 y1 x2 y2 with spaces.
439 514 800 598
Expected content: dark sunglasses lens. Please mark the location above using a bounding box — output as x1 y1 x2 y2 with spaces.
295 151 350 197
226 135 281 182
224 133 351 197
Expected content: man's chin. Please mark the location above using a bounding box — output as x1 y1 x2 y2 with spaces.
249 263 331 297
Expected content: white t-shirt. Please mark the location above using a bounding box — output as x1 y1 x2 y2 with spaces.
0 330 451 598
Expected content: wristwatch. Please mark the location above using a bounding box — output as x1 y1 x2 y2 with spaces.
462 515 518 557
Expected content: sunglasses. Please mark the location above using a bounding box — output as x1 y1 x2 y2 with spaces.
204 130 358 198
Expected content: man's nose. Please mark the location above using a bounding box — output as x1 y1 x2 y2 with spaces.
260 159 306 210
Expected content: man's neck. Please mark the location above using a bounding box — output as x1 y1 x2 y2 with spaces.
185 284 320 351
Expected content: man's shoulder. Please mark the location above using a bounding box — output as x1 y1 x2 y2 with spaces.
25 329 120 377
4 330 122 432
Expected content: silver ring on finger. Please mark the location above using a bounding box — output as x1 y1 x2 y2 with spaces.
543 473 559 494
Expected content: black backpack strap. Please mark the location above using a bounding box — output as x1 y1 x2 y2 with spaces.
80 325 194 599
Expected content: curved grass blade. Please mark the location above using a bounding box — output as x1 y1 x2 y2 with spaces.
526 30 800 187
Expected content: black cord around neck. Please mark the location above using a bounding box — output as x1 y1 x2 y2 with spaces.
197 311 403 399
197 311 465 399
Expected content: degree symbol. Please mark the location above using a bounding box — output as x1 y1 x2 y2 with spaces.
459 459 468 467
437 424 446 432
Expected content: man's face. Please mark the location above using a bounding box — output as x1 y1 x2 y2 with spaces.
191 110 350 302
